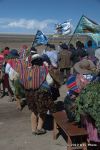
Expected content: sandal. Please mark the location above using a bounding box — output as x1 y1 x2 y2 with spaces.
32 131 37 135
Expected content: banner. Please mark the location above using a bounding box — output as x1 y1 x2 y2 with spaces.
75 15 100 34
85 33 100 47
68 15 100 47
32 30 48 47
61 22 72 35
56 21 72 35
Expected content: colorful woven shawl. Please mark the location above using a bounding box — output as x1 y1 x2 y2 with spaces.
14 60 47 90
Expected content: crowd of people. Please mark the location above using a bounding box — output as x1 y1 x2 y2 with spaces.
0 40 100 145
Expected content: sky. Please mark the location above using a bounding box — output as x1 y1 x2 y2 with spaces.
0 0 100 34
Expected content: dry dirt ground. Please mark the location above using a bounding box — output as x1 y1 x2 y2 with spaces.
0 85 67 150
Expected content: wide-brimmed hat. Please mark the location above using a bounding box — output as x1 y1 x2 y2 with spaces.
95 48 100 61
6 49 19 59
74 59 96 74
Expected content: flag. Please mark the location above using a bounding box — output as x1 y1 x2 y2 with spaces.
75 15 100 33
68 15 100 46
32 30 48 47
61 21 72 35
56 21 72 35
86 33 100 47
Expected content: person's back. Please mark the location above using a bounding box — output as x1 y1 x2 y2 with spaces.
43 44 58 68
59 44 72 69
86 40 95 60
59 49 72 68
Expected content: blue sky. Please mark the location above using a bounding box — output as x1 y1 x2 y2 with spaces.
0 0 100 34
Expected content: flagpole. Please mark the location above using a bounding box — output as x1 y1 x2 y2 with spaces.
68 15 84 46
31 30 39 47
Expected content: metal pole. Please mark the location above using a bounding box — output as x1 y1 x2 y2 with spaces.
68 15 84 46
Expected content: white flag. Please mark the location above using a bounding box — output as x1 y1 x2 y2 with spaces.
61 21 72 35
56 21 72 35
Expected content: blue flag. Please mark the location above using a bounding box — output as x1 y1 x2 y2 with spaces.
32 30 48 47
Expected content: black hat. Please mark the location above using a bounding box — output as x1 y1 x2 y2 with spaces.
46 43 55 49
60 43 68 49
30 47 37 55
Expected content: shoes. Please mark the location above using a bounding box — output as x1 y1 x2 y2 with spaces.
20 100 27 111
32 131 37 135
36 129 46 135
0 92 6 98
32 129 46 135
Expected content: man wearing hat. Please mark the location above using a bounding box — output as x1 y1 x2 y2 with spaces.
73 59 96 75
58 43 72 83
71 57 96 91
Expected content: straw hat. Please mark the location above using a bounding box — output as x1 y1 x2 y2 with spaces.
74 59 96 74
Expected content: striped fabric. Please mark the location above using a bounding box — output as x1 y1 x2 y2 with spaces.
14 60 47 90
23 65 46 90
66 75 80 93
66 74 90 95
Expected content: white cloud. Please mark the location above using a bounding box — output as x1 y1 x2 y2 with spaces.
0 18 57 34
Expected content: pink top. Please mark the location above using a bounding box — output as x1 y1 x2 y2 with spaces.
7 59 19 70
0 54 4 69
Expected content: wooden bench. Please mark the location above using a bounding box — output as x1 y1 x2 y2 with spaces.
53 111 88 150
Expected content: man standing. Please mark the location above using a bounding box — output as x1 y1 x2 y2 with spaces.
58 43 72 83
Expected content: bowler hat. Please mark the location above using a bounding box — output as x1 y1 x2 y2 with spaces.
60 43 68 49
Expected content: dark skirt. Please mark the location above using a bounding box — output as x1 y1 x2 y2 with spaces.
3 73 13 95
25 88 56 115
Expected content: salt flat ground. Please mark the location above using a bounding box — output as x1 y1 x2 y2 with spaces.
0 85 67 150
